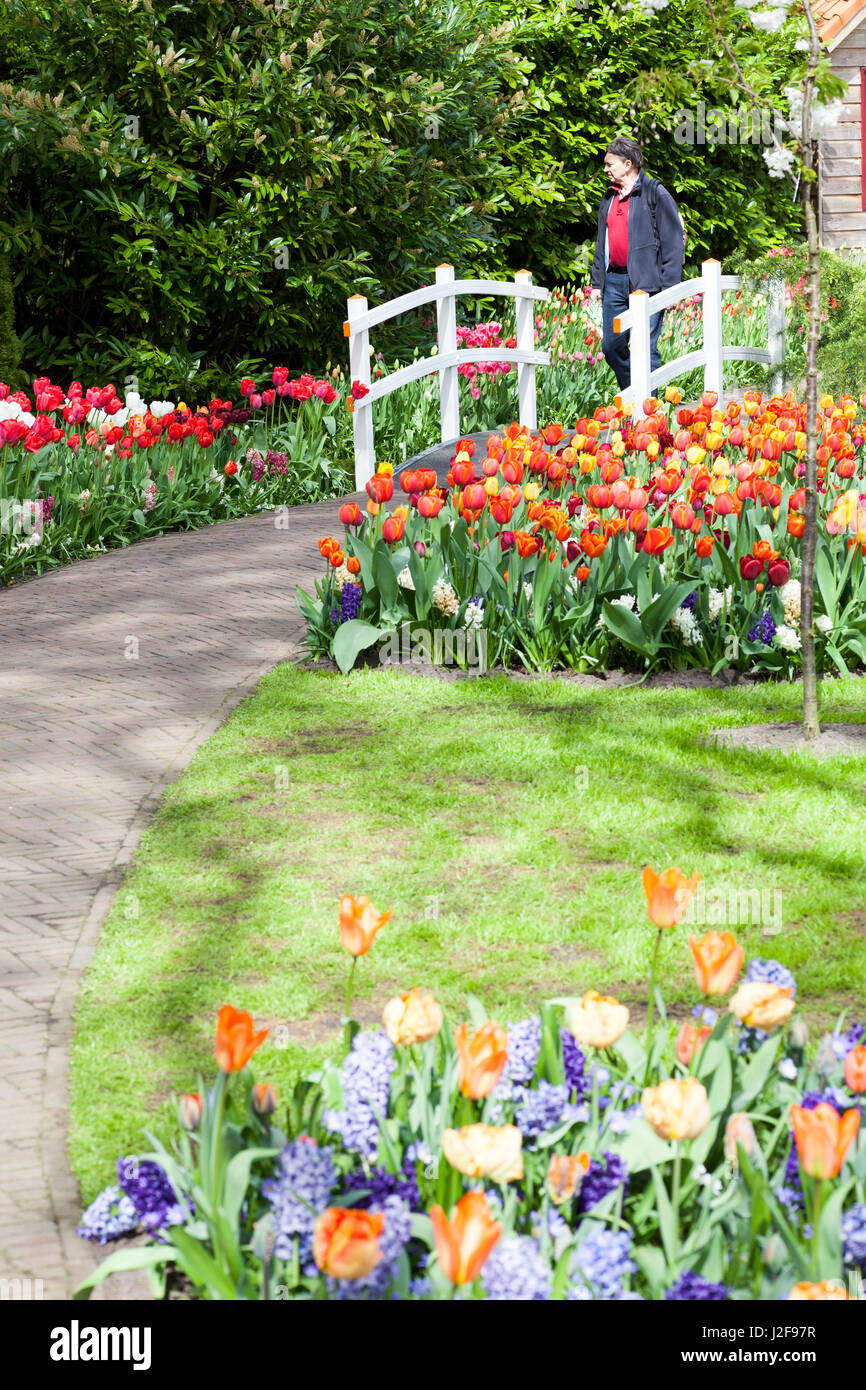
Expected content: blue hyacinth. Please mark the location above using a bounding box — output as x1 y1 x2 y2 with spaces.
748 611 776 645
263 1139 337 1260
77 1186 139 1245
323 1030 396 1161
665 1269 729 1300
569 1227 636 1300
842 1204 866 1270
481 1236 551 1301
117 1157 188 1233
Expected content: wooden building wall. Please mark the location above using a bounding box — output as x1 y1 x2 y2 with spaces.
820 23 866 249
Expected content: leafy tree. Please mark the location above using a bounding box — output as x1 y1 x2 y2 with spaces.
0 0 526 392
488 0 805 283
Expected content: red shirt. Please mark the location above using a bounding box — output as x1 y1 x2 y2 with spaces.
606 189 630 266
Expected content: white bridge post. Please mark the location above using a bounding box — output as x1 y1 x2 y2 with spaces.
702 259 723 404
515 269 537 431
435 264 459 443
768 276 785 396
346 293 374 490
624 290 651 422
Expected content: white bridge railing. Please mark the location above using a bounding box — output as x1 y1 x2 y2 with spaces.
344 257 787 486
613 258 785 419
344 263 549 489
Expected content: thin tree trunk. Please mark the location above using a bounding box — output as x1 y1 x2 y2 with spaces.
799 9 822 740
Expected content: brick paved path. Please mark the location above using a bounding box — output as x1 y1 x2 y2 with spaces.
0 497 353 1300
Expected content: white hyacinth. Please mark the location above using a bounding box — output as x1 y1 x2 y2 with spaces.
462 598 484 630
397 566 416 590
671 606 702 647
775 623 802 652
523 581 534 602
778 578 801 605
611 593 637 611
815 614 833 633
334 562 354 588
708 586 733 624
432 578 459 616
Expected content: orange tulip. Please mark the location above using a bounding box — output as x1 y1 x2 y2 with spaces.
382 987 443 1046
313 1206 384 1279
695 535 715 558
454 1020 508 1098
789 1280 853 1300
581 531 608 559
338 893 392 957
546 1151 591 1204
642 526 673 555
214 1005 269 1073
430 1192 502 1285
642 865 701 928
565 989 629 1048
790 1102 860 1179
844 1044 866 1093
642 1076 710 1140
442 1123 524 1182
688 930 744 995
729 981 795 1030
675 1020 711 1066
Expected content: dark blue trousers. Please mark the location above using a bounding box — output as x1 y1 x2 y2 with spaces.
601 271 665 391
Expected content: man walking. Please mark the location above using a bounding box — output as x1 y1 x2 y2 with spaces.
588 137 684 393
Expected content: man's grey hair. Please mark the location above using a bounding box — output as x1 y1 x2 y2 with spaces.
605 136 643 171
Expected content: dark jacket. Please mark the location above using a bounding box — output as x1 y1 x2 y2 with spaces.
590 171 684 296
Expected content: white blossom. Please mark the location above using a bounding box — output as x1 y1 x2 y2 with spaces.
812 100 845 139
397 566 415 590
815 614 833 632
611 593 636 611
523 581 534 602
775 623 802 652
750 8 789 30
763 146 796 178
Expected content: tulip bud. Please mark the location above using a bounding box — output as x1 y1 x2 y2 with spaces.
724 1112 757 1164
789 1017 809 1050
413 540 426 557
763 1233 785 1266
252 1082 279 1117
815 1033 838 1077
179 1092 202 1131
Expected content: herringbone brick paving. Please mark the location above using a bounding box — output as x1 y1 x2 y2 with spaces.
0 496 355 1300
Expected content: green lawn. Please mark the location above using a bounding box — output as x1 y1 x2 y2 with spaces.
69 666 866 1202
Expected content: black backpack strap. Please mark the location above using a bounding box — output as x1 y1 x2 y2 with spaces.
645 176 660 257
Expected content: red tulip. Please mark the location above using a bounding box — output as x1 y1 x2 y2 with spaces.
382 515 405 543
671 502 695 529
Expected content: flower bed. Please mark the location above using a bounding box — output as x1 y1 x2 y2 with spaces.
298 389 866 676
75 870 866 1301
0 372 349 584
